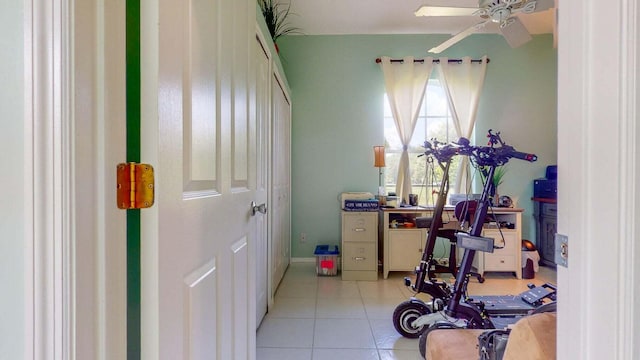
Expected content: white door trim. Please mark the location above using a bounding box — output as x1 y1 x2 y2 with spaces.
25 0 72 358
25 1 128 359
557 0 639 358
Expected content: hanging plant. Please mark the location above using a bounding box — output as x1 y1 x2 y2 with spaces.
258 0 301 45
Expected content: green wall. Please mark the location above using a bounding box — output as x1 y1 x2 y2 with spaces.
277 34 557 258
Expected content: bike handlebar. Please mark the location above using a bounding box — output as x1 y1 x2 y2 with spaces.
510 150 538 162
421 131 537 167
421 140 461 163
471 130 537 167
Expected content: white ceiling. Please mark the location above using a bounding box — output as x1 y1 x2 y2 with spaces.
286 0 556 36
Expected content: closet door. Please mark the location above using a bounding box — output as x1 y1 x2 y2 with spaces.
271 73 291 291
254 35 270 327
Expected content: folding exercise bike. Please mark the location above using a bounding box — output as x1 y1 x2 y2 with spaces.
392 131 557 342
392 138 482 338
411 131 557 355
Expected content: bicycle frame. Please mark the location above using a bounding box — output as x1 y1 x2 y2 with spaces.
444 164 497 327
407 157 453 300
394 131 550 339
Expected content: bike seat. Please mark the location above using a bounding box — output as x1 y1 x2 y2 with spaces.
454 200 477 226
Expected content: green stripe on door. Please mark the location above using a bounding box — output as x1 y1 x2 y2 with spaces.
126 0 141 359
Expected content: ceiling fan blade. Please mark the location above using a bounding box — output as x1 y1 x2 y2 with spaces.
415 6 478 17
428 20 490 53
500 16 532 48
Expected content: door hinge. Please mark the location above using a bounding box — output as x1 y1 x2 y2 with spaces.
116 162 155 209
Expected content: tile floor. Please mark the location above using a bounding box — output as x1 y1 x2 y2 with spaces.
256 262 557 360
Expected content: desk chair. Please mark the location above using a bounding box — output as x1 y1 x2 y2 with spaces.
421 200 484 282
450 200 484 283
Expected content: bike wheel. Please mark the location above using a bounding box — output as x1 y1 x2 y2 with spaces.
392 300 431 338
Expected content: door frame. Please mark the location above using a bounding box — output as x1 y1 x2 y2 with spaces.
557 0 639 358
25 0 73 357
25 0 127 358
30 0 640 358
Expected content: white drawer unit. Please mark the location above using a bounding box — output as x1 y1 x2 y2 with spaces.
464 212 523 279
343 212 377 242
381 207 455 279
483 230 519 271
342 242 376 272
341 211 378 280
387 229 426 274
381 207 524 279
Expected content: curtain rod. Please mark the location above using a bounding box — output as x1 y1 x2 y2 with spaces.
375 57 489 64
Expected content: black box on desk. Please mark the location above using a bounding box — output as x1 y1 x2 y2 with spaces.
534 179 557 199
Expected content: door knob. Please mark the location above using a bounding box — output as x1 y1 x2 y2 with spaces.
251 201 267 216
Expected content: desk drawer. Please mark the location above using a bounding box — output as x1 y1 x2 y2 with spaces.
541 203 557 217
342 212 377 242
342 242 376 271
484 254 516 271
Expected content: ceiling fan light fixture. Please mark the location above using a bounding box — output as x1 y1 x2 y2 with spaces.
491 8 512 23
500 17 516 29
480 0 523 8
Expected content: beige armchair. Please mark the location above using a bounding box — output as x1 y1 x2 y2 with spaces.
424 312 556 360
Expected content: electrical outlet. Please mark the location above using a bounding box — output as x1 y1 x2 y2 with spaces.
300 232 307 243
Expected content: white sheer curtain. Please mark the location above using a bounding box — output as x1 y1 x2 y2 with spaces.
379 56 434 204
436 56 488 193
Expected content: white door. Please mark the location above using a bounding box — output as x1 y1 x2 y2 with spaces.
254 35 271 327
271 75 292 292
139 0 256 359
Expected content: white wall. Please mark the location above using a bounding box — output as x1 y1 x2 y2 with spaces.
0 1 25 359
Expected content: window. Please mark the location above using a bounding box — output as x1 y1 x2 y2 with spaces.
383 79 461 205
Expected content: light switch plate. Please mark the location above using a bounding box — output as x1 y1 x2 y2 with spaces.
554 233 568 267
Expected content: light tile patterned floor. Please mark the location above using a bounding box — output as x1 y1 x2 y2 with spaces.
257 262 557 360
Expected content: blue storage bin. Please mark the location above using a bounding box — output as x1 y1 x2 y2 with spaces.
314 245 339 276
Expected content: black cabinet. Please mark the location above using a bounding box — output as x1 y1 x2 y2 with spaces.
533 201 557 267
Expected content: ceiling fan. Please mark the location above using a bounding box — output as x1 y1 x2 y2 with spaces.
415 0 556 53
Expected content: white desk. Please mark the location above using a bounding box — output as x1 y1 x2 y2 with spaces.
380 206 523 279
